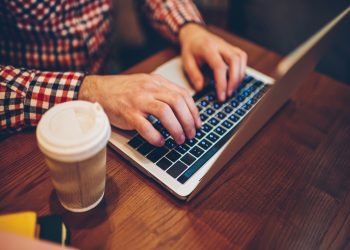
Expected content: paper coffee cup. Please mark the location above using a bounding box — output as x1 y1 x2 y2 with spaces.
36 101 111 212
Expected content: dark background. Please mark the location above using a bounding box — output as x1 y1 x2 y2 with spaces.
107 0 349 84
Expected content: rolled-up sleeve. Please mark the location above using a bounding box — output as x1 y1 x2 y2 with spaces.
0 65 84 132
141 0 204 42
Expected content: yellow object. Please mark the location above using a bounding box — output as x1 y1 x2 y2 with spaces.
0 212 37 238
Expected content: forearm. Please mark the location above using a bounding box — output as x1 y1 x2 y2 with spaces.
141 0 205 42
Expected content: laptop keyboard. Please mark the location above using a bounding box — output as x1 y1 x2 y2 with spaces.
128 74 269 184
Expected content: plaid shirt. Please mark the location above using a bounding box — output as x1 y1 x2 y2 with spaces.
0 0 203 132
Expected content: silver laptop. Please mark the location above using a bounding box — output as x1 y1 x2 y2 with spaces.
109 7 349 201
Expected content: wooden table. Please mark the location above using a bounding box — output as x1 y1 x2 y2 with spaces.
1 27 349 250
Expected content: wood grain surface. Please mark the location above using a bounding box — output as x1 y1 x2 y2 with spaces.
0 26 349 250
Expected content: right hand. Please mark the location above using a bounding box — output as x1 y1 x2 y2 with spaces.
78 74 202 146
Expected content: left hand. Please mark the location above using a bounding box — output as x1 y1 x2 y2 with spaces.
179 23 248 102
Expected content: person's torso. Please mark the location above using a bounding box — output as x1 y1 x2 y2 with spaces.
0 0 111 73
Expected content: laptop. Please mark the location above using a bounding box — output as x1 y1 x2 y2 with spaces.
109 7 350 201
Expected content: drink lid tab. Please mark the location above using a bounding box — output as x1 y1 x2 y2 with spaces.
36 101 111 162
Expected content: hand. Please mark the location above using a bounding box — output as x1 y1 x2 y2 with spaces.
78 74 201 146
179 24 248 102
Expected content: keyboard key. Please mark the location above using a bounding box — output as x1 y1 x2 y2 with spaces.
185 138 198 147
190 146 204 157
147 147 169 163
247 98 257 105
208 117 219 126
254 92 263 99
237 95 245 102
222 120 234 129
137 142 156 155
230 100 238 107
249 85 257 92
254 80 263 87
207 133 219 143
216 112 226 120
165 138 176 149
128 136 144 149
202 124 213 133
224 106 233 114
212 102 222 110
198 139 212 150
205 108 215 116
229 114 240 122
181 153 196 166
206 94 215 101
235 109 246 116
153 120 163 130
215 126 226 135
166 150 181 162
160 129 170 138
200 100 209 107
195 130 205 139
244 90 252 97
178 169 194 184
167 161 187 178
200 114 208 121
242 103 252 110
175 144 190 154
196 105 202 112
243 75 253 84
156 158 172 170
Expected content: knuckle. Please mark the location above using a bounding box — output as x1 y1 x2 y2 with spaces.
138 123 149 134
150 74 164 82
236 49 247 60
203 43 215 53
139 73 150 82
180 88 189 98
173 93 184 107
216 63 227 72
134 119 148 135
156 103 170 119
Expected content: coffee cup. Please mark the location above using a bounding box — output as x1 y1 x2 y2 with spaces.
36 101 111 212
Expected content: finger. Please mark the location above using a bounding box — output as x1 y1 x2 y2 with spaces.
202 49 227 102
151 74 202 129
131 114 165 147
221 50 241 96
179 90 202 129
145 100 186 145
156 91 197 139
239 50 248 80
182 53 204 91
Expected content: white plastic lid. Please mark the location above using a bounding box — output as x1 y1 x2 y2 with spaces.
36 101 111 162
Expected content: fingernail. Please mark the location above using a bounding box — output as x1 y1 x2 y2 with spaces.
159 138 165 146
179 134 185 144
220 91 226 101
228 88 233 97
197 118 202 128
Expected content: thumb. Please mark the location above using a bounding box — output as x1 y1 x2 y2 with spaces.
182 53 204 91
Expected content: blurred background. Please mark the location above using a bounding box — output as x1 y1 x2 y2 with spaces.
106 0 350 84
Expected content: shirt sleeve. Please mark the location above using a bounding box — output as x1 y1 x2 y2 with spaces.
142 0 205 42
0 65 84 132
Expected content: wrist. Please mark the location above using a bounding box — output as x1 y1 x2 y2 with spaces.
179 23 206 46
78 75 98 102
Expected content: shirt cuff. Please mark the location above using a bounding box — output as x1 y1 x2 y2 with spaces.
24 70 84 127
144 0 205 43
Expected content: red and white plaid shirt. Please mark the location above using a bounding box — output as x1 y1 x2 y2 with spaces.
0 0 203 132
